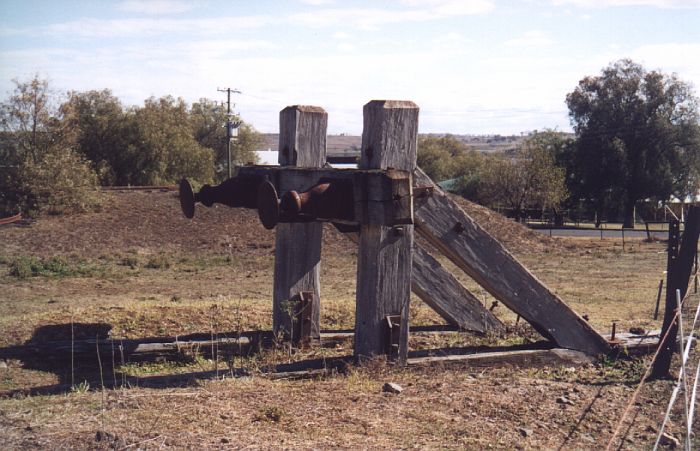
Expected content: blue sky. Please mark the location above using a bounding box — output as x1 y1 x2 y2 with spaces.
1 0 699 134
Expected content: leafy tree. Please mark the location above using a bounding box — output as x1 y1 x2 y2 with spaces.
417 135 475 182
190 98 260 181
130 96 214 185
60 89 138 185
471 135 568 221
0 76 54 162
0 76 101 215
566 59 700 227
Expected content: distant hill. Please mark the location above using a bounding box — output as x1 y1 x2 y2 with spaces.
259 133 542 155
260 134 360 153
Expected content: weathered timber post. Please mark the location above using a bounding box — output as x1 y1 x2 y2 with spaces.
354 100 418 364
273 106 327 344
651 206 700 378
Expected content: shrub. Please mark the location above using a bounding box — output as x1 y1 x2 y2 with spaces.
18 147 103 215
8 256 39 278
254 406 284 423
0 76 103 216
120 256 139 269
145 255 170 269
42 256 72 276
8 255 75 278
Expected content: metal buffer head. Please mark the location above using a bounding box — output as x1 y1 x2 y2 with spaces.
256 179 355 230
178 175 262 218
179 179 196 219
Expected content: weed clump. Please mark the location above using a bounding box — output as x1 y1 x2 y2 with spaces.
145 255 171 269
254 405 284 423
120 256 140 269
9 256 74 278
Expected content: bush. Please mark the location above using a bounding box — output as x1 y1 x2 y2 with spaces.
145 255 170 269
8 256 39 278
8 255 73 278
0 76 103 216
18 147 103 215
120 256 139 269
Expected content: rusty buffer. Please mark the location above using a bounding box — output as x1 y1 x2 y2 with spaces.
179 175 260 219
179 175 355 229
257 179 354 229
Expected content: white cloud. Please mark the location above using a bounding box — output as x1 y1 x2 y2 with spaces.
332 31 351 40
431 0 495 15
400 0 493 13
337 43 356 52
551 0 700 8
116 0 197 15
1 2 494 39
504 31 553 48
432 32 475 54
0 16 275 38
434 32 475 45
629 42 700 82
176 39 277 57
300 0 335 5
289 1 493 29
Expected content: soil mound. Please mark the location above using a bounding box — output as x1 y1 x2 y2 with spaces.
448 194 563 254
0 189 560 257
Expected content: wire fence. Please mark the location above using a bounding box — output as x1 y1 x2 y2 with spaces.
604 273 700 451
652 286 700 450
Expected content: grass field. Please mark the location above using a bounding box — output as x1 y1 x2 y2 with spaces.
0 190 696 449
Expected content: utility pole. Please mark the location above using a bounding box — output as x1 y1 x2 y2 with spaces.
217 87 242 179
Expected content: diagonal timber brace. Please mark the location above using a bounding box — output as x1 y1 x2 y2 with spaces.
339 227 503 334
412 168 611 355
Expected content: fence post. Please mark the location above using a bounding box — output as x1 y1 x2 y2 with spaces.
651 206 700 378
272 106 327 344
354 100 418 364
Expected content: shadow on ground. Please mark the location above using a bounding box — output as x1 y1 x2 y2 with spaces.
0 322 567 397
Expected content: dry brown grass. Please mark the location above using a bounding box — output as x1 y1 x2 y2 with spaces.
0 190 695 449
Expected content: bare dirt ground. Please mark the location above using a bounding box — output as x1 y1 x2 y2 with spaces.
0 189 696 449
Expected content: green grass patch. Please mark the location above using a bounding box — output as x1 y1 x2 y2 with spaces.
9 256 74 278
7 255 118 279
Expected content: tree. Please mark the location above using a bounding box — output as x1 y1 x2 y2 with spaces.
130 96 215 185
60 89 137 185
566 59 700 227
190 98 260 181
0 76 101 215
472 135 568 221
417 134 489 186
0 76 54 162
418 135 462 181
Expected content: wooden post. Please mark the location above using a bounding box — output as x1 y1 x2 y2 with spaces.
622 227 625 251
272 106 327 343
341 228 503 333
695 251 698 294
653 278 664 320
651 206 700 378
354 100 418 364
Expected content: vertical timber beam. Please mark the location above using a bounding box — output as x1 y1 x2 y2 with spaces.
340 227 503 333
651 206 700 378
354 100 418 364
272 106 327 343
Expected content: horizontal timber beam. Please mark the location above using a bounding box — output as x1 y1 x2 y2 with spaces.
236 165 412 226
